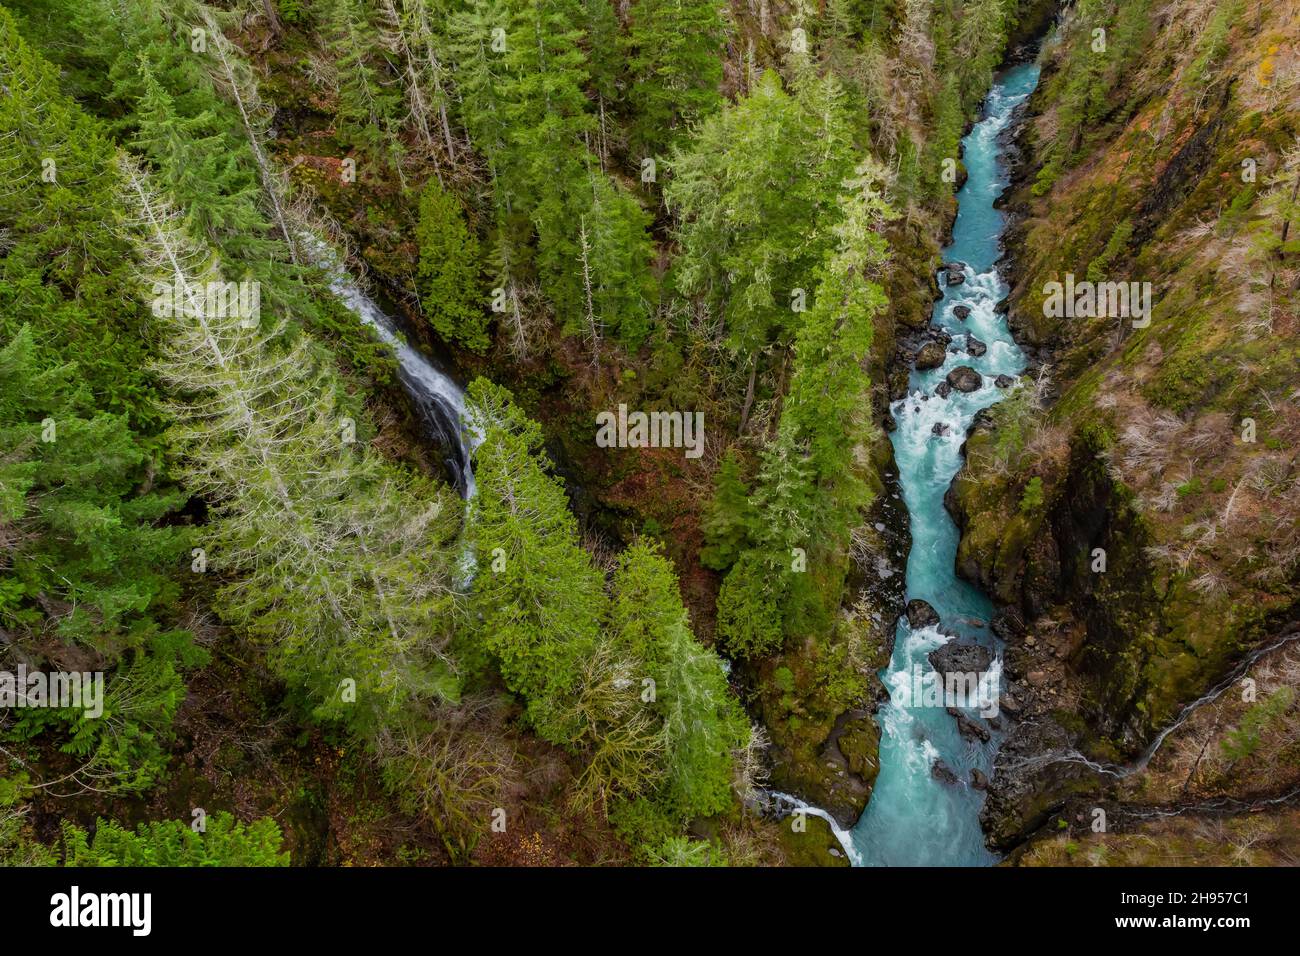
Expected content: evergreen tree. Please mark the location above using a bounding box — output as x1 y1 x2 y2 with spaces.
121 161 464 732
667 70 855 360
0 12 201 794
377 0 461 163
464 379 605 743
711 162 894 660
447 0 513 170
582 173 657 347
699 451 755 571
715 552 785 659
500 0 596 319
622 0 728 158
0 328 188 648
129 58 267 254
580 0 621 159
323 0 407 174
609 542 748 819
415 178 490 351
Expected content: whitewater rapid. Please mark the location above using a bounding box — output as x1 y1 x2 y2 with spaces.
848 62 1042 866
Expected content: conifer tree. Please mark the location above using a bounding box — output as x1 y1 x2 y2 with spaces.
667 70 855 360
715 552 785 659
120 160 463 731
699 451 755 571
609 542 748 819
377 0 460 164
323 0 407 175
415 178 490 351
582 174 657 346
580 0 621 160
621 0 728 158
500 0 597 318
447 0 513 169
0 13 203 793
464 379 605 743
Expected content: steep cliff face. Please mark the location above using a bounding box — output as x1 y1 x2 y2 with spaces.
949 0 1300 853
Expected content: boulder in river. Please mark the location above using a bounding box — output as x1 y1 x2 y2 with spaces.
935 381 952 399
994 374 1015 388
947 706 992 743
942 262 967 286
970 769 989 791
953 304 971 321
905 598 941 630
966 336 987 357
946 366 983 393
928 639 995 677
931 760 960 786
931 422 949 437
914 341 947 370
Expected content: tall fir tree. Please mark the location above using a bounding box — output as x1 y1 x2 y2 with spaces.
415 178 490 351
609 541 748 819
621 0 728 158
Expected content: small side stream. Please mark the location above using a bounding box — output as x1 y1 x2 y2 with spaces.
305 236 481 498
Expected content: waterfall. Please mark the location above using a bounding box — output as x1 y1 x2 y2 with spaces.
302 235 483 499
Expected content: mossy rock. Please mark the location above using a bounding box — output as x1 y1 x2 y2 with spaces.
836 714 881 783
777 813 851 868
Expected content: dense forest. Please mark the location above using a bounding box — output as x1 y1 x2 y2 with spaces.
0 0 1296 869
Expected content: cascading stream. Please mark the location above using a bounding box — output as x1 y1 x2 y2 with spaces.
849 62 1041 866
303 235 482 499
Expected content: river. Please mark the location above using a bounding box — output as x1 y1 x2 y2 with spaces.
849 61 1041 866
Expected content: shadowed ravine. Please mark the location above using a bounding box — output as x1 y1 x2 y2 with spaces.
306 235 482 499
848 63 1042 867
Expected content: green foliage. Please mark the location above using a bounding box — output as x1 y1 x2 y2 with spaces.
0 8 165 433
579 175 657 347
122 164 463 733
322 0 406 171
448 0 657 346
10 631 205 793
1019 476 1045 514
0 328 188 648
1221 687 1295 762
700 451 755 571
0 808 56 866
710 162 893 662
1184 0 1241 91
416 178 489 351
1035 0 1153 176
775 161 892 539
1086 220 1133 282
645 835 728 866
59 813 289 866
667 70 858 357
622 0 728 157
952 0 1012 114
0 14 205 794
609 541 748 819
608 796 679 856
465 379 605 743
716 552 786 659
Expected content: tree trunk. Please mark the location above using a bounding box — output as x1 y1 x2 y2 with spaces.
737 358 758 435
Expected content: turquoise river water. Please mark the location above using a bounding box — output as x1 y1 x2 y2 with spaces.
850 61 1042 866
